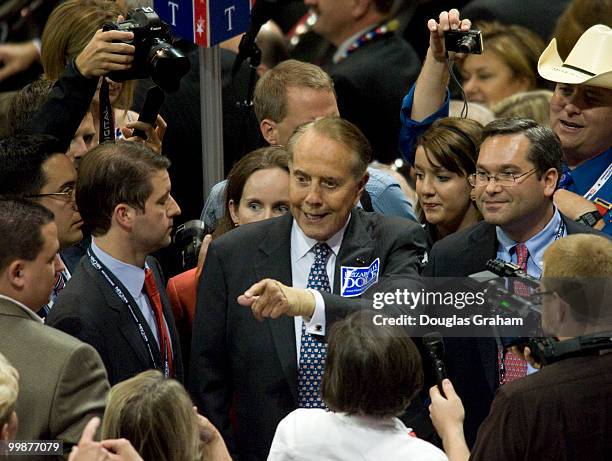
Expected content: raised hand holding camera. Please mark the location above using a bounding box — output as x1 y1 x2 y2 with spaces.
427 9 473 63
102 7 189 93
74 28 135 79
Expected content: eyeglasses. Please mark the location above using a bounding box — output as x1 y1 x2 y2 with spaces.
468 168 536 187
26 187 76 202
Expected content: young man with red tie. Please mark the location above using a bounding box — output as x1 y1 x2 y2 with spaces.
46 141 183 385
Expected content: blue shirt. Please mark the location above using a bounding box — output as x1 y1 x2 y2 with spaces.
561 147 612 236
495 208 566 278
398 83 450 165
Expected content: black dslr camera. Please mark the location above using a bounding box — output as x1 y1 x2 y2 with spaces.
444 29 483 54
103 7 190 92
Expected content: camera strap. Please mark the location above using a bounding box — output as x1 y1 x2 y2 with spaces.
99 77 116 143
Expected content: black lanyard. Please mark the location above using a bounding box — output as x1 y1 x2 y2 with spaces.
86 247 170 378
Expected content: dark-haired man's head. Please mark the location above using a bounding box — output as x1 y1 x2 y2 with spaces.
0 197 61 312
77 141 180 267
473 118 563 242
0 135 83 249
8 79 97 167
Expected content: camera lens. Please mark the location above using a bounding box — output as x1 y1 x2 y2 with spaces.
174 220 206 270
458 36 477 54
148 39 190 93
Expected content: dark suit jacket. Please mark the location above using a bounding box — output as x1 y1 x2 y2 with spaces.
46 255 184 385
327 32 420 164
423 215 603 446
189 209 428 460
0 296 109 461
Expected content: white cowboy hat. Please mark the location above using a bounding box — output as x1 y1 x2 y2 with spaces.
538 24 612 89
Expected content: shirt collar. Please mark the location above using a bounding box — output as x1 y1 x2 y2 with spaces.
333 25 376 64
291 214 350 262
496 207 564 268
0 294 43 323
91 238 147 300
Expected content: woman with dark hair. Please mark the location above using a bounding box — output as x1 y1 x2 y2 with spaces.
213 145 290 237
414 117 482 245
268 311 448 461
167 146 290 361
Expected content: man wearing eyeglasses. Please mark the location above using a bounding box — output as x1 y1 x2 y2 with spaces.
423 118 603 447
0 134 83 317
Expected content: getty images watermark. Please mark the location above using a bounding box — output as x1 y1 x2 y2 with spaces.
366 277 542 338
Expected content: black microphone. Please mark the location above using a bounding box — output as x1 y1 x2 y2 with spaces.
423 332 448 398
231 0 277 77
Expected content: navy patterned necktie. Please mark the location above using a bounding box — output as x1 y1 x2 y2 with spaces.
298 242 331 408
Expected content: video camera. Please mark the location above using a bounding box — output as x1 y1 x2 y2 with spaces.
467 260 612 367
469 259 543 348
103 7 189 93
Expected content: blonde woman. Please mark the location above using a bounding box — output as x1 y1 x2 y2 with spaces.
102 370 231 461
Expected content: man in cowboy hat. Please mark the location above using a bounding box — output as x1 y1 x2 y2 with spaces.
538 24 612 235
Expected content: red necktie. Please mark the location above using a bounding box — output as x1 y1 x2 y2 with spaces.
498 243 529 384
144 268 173 377
515 243 529 271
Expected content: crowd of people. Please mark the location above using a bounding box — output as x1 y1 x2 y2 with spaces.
0 0 610 460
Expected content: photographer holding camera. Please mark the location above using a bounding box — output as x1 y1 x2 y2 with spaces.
429 233 612 461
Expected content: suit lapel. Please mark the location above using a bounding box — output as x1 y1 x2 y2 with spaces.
85 261 160 369
255 215 298 402
333 212 375 294
465 223 498 273
466 224 498 392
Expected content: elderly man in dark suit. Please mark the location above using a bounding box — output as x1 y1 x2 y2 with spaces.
190 117 428 460
303 0 420 163
46 141 184 385
424 118 604 446
0 197 109 460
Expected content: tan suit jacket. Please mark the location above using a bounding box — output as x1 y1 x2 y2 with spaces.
0 296 109 461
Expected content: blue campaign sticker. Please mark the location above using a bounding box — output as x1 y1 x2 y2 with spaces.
340 258 380 297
